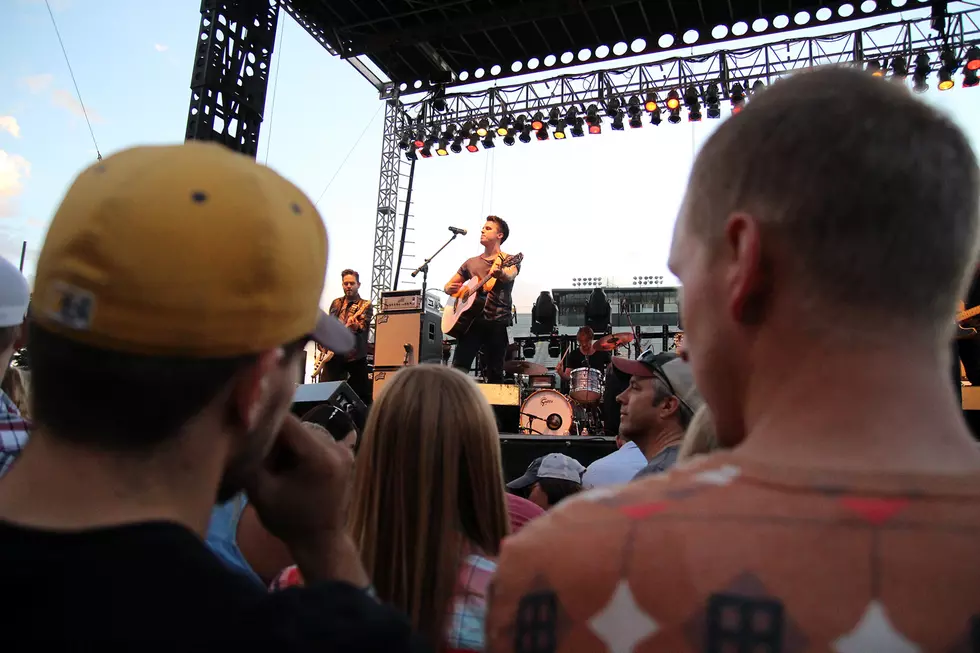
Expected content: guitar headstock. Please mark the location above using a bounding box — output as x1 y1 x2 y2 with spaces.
501 252 524 267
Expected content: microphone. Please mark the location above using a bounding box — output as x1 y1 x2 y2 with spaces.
449 226 468 236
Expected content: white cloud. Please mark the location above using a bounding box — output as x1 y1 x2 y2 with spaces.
0 117 21 139
21 73 53 94
154 43 168 52
50 89 103 123
0 150 31 218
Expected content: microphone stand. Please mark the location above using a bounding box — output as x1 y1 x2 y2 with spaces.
412 232 460 297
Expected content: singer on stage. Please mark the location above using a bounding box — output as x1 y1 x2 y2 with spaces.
444 216 520 383
321 269 373 402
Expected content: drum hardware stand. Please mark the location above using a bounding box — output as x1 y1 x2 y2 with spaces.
411 231 460 298
518 412 544 435
620 297 642 359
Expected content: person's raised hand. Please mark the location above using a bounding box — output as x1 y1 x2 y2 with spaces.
245 413 354 545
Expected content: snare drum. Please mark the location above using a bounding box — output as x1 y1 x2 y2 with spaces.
520 390 574 435
569 367 603 403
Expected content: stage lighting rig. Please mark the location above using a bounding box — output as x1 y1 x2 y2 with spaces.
496 115 512 136
531 112 545 130
571 117 585 137
554 120 568 139
586 105 602 134
476 118 490 137
611 110 625 131
665 90 682 124
939 48 958 90
891 56 909 79
867 60 884 76
730 83 745 113
650 108 662 126
913 52 931 92
684 86 702 122
705 84 721 119
548 107 562 127
536 125 549 141
644 92 658 112
503 128 516 146
605 96 621 118
481 132 496 149
751 80 766 95
466 136 480 152
519 123 533 143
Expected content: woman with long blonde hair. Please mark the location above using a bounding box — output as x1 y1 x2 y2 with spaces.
273 365 510 652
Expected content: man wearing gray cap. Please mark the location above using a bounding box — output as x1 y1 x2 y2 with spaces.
609 350 702 480
0 256 30 477
507 453 585 510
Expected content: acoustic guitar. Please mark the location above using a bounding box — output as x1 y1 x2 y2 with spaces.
442 252 523 338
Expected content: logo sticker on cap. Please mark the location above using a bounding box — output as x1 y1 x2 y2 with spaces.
46 282 96 331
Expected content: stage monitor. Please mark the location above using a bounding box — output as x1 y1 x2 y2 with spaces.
292 381 367 430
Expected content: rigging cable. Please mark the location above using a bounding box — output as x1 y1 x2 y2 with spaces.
263 12 287 165
313 103 383 206
45 0 101 161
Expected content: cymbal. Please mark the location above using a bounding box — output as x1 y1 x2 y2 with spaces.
504 360 548 376
594 332 635 351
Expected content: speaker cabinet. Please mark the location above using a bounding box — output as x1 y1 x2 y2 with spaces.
292 381 367 430
374 310 443 367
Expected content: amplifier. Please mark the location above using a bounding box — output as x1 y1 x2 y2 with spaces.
374 305 444 367
380 289 423 313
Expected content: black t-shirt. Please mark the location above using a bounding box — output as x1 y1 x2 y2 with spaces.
0 519 428 650
564 349 610 372
458 254 519 325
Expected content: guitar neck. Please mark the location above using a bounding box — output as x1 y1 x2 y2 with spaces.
958 304 980 323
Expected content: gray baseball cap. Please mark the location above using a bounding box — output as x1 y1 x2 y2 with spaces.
507 453 586 489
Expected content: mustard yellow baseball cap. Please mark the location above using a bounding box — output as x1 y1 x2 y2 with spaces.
32 142 354 358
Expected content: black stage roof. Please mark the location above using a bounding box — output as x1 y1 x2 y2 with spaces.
282 0 918 91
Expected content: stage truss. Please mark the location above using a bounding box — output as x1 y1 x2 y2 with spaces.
183 1 980 311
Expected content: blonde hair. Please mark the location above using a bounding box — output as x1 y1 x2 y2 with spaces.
349 365 509 649
677 404 719 461
2 367 29 418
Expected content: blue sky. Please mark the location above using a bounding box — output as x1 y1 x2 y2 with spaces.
2 0 979 311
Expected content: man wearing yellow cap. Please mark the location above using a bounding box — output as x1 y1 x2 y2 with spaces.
0 143 425 650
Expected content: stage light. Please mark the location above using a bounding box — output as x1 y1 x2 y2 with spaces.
496 115 512 136
450 138 463 154
548 337 561 357
436 140 450 156
684 86 701 122
665 90 681 110
405 145 419 161
398 133 411 150
503 128 516 146
554 120 567 139
419 145 432 158
522 342 536 358
476 118 490 137
588 123 601 134
605 96 621 118
913 52 930 93
566 106 579 124
611 110 625 131
548 107 562 127
751 80 765 94
705 84 720 119
536 126 549 141
967 47 980 71
413 130 426 149
586 104 601 132
482 132 496 149
629 114 643 129
531 112 545 130
571 117 585 137
965 67 980 88
939 48 957 90
649 108 662 126
891 56 909 79
867 60 884 77
939 68 955 90
644 92 658 112
466 136 480 152
519 124 533 143
730 83 745 113
668 113 682 125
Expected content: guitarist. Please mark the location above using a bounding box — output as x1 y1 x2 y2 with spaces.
444 216 520 383
321 269 373 402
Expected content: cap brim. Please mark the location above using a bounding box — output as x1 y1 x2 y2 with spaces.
506 472 539 490
313 310 355 354
612 357 656 378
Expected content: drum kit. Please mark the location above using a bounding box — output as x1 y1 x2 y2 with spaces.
508 332 635 436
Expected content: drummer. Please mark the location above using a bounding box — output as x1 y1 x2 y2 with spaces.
556 326 611 381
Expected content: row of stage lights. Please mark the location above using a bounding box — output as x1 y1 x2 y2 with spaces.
400 47 980 161
570 276 665 287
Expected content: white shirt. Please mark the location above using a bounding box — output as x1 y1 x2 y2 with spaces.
581 440 648 489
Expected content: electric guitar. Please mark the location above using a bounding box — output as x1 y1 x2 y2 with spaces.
442 252 523 338
311 299 372 381
956 302 980 339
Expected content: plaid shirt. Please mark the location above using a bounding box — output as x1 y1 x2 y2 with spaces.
271 553 497 652
0 388 30 477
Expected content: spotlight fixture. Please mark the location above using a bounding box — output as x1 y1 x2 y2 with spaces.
496 115 512 137
398 133 411 150
912 52 930 93
867 60 884 77
938 68 955 91
890 56 909 79
611 110 625 131
522 342 536 358
684 86 701 122
705 84 720 119
938 48 957 90
518 123 533 143
967 46 980 71
649 108 662 126
405 145 419 161
450 136 463 154
482 132 496 149
629 113 643 129
536 126 549 141
965 66 980 88
644 92 658 112
514 115 527 132
413 131 426 149
419 145 433 158
666 90 682 124
476 118 490 137
605 96 621 118
570 117 585 137
466 136 480 152
436 139 450 156
751 80 765 94
554 120 567 139
548 107 562 127
503 128 516 146
586 104 602 134
730 83 745 113
531 112 545 131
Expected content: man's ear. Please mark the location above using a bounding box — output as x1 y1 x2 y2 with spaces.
230 349 283 431
660 395 681 419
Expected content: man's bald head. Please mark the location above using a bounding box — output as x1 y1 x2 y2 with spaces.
682 66 979 339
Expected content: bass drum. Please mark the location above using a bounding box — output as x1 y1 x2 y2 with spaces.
520 390 574 435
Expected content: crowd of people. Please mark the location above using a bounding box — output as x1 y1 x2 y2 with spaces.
1 66 979 651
